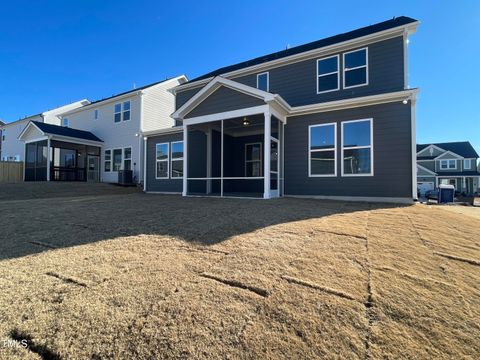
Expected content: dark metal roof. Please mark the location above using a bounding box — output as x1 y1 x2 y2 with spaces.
188 16 417 83
417 142 479 158
32 121 103 142
88 77 178 106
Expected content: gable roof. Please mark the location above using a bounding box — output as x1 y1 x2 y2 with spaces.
173 77 290 120
187 16 418 84
417 142 479 159
26 121 103 142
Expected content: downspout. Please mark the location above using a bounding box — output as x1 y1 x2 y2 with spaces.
411 95 417 200
143 136 147 192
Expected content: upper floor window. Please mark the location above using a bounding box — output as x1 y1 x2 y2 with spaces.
94 109 99 120
62 118 69 127
342 119 373 176
257 72 269 92
309 123 336 176
440 159 456 170
317 55 339 94
464 159 472 170
343 48 368 89
114 101 131 123
171 141 184 178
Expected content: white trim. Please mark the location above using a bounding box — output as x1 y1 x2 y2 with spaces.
221 120 224 196
256 72 269 92
46 137 51 181
416 144 445 156
411 96 417 199
308 123 337 177
285 194 413 204
155 142 170 179
143 127 184 138
145 191 182 195
173 21 419 93
187 177 264 180
173 77 289 120
439 159 457 170
289 89 419 116
104 149 112 172
182 126 188 196
341 118 374 177
183 105 269 126
263 111 271 199
316 55 340 94
245 142 263 177
434 150 463 160
123 146 132 171
417 163 436 176
24 136 49 144
143 137 147 192
342 47 369 89
170 140 184 179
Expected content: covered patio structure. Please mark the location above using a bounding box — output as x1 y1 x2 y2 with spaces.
18 121 103 182
173 77 289 199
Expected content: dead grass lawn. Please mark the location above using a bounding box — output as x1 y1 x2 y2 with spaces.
0 184 478 359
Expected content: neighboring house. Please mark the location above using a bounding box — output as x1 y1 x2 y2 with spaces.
417 142 480 196
0 100 89 162
143 16 419 203
18 76 187 183
0 120 4 159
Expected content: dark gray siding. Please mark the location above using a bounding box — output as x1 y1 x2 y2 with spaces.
418 160 435 172
176 87 202 110
146 132 183 193
284 102 413 198
176 37 405 110
185 87 264 118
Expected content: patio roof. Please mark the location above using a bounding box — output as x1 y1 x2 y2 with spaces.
18 121 103 144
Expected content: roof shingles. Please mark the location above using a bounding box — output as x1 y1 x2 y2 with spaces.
32 121 103 142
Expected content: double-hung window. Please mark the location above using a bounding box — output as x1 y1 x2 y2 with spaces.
317 55 339 93
113 149 122 171
257 72 269 92
114 101 131 122
94 109 99 120
440 159 456 170
463 159 471 170
342 119 373 176
62 118 69 127
104 150 111 172
309 123 336 176
156 143 169 179
171 141 184 178
245 143 262 177
123 147 132 170
343 48 368 89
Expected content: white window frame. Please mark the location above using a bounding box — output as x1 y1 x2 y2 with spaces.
114 103 122 123
122 101 131 122
62 118 69 127
104 149 112 172
256 72 269 92
170 141 184 179
463 159 472 170
343 47 369 89
245 142 263 177
341 118 374 177
123 147 132 171
316 55 340 94
94 109 99 120
308 123 337 177
112 148 123 172
440 159 457 170
155 142 169 179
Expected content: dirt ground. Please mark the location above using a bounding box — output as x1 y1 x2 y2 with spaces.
0 183 478 359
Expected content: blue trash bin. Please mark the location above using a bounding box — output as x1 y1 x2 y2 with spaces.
438 184 455 204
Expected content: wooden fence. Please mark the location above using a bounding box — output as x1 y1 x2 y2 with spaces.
0 161 23 183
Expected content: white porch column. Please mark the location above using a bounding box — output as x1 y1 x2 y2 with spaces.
462 176 466 192
46 137 51 181
206 128 212 194
182 125 188 196
263 111 271 199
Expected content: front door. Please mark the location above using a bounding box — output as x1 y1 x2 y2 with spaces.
87 156 100 182
270 138 279 198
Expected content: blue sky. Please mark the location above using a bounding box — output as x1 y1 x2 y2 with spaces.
0 1 479 153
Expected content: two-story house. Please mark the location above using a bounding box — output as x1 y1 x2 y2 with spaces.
18 76 186 183
417 142 479 196
143 16 419 203
0 100 89 162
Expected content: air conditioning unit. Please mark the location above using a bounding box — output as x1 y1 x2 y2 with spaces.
118 170 133 186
